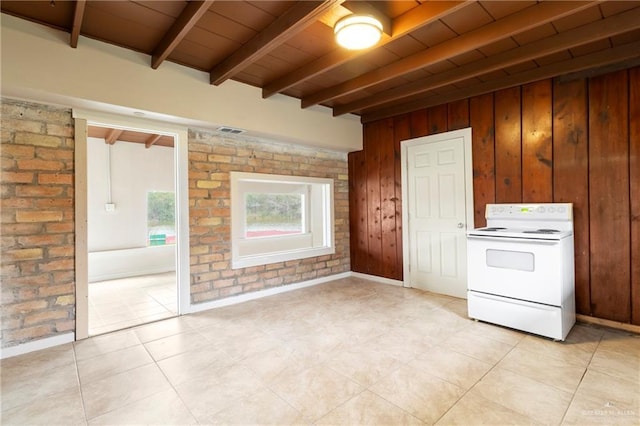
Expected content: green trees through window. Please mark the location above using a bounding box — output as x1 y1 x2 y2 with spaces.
147 191 176 245
245 193 303 238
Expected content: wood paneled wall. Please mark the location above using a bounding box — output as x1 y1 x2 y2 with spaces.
349 66 640 325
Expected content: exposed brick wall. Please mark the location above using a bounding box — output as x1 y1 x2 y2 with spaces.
188 130 350 304
0 97 352 349
1 99 75 348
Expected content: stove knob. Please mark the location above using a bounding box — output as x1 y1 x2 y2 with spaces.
548 206 555 213
537 206 545 213
557 206 565 213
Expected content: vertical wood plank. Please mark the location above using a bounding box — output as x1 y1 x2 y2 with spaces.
394 114 411 281
553 77 590 316
365 121 383 276
427 104 448 135
494 87 522 203
589 70 631 322
378 118 399 279
630 67 640 325
469 93 496 227
522 80 553 202
410 109 428 138
349 149 368 273
348 151 357 271
448 99 470 131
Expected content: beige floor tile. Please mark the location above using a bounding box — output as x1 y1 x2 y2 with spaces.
316 390 423 425
0 387 85 425
241 345 307 384
82 363 171 419
327 340 404 387
462 320 526 346
470 367 573 424
88 389 197 425
442 328 515 364
157 345 238 386
133 316 192 343
563 368 640 425
175 364 267 422
143 329 210 361
516 333 596 368
4 277 639 426
77 344 153 384
589 348 640 382
408 347 493 390
498 346 587 393
597 329 640 355
74 329 141 361
206 388 306 425
436 392 541 425
0 362 80 412
0 343 75 379
370 364 465 423
269 364 364 422
365 325 435 360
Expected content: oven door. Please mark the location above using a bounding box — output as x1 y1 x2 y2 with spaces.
466 235 563 306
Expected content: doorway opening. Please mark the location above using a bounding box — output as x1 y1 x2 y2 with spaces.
86 127 177 335
74 109 190 339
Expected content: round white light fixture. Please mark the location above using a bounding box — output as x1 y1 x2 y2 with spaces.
334 14 383 50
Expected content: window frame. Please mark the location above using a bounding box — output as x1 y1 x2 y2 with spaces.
230 171 335 269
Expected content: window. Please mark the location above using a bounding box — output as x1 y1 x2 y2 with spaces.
147 191 176 246
231 172 334 269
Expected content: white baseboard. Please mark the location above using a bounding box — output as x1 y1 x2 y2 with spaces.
350 271 404 287
0 332 75 359
188 271 352 313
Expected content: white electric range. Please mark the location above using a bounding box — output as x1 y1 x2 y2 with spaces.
466 203 576 340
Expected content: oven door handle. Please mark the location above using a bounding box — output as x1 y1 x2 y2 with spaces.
466 235 560 245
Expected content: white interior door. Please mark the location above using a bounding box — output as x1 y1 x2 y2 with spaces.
401 128 473 298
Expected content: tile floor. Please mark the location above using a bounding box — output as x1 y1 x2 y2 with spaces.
89 272 177 335
2 276 639 425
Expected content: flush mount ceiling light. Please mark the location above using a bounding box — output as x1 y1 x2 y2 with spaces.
334 14 383 50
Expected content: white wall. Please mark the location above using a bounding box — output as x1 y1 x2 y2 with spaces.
87 137 176 282
87 137 175 251
0 14 362 152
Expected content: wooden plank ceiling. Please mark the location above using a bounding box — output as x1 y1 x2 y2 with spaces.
3 0 640 124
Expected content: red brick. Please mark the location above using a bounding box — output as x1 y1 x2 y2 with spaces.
3 299 48 315
16 159 64 171
2 171 34 183
15 211 63 223
3 325 53 342
39 259 74 272
17 234 65 246
23 310 69 326
15 185 64 197
55 320 75 332
38 173 72 185
1 144 35 158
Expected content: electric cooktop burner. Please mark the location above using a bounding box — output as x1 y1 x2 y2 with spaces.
482 227 507 231
523 229 560 234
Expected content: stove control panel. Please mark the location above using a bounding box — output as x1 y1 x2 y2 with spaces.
486 203 573 220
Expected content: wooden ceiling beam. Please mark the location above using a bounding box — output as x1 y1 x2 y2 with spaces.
261 0 468 99
105 128 123 145
152 0 214 70
70 0 86 48
145 134 163 149
361 40 640 123
302 0 600 108
209 0 342 86
334 6 640 116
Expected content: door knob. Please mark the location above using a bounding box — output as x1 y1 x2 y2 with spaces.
457 223 464 228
